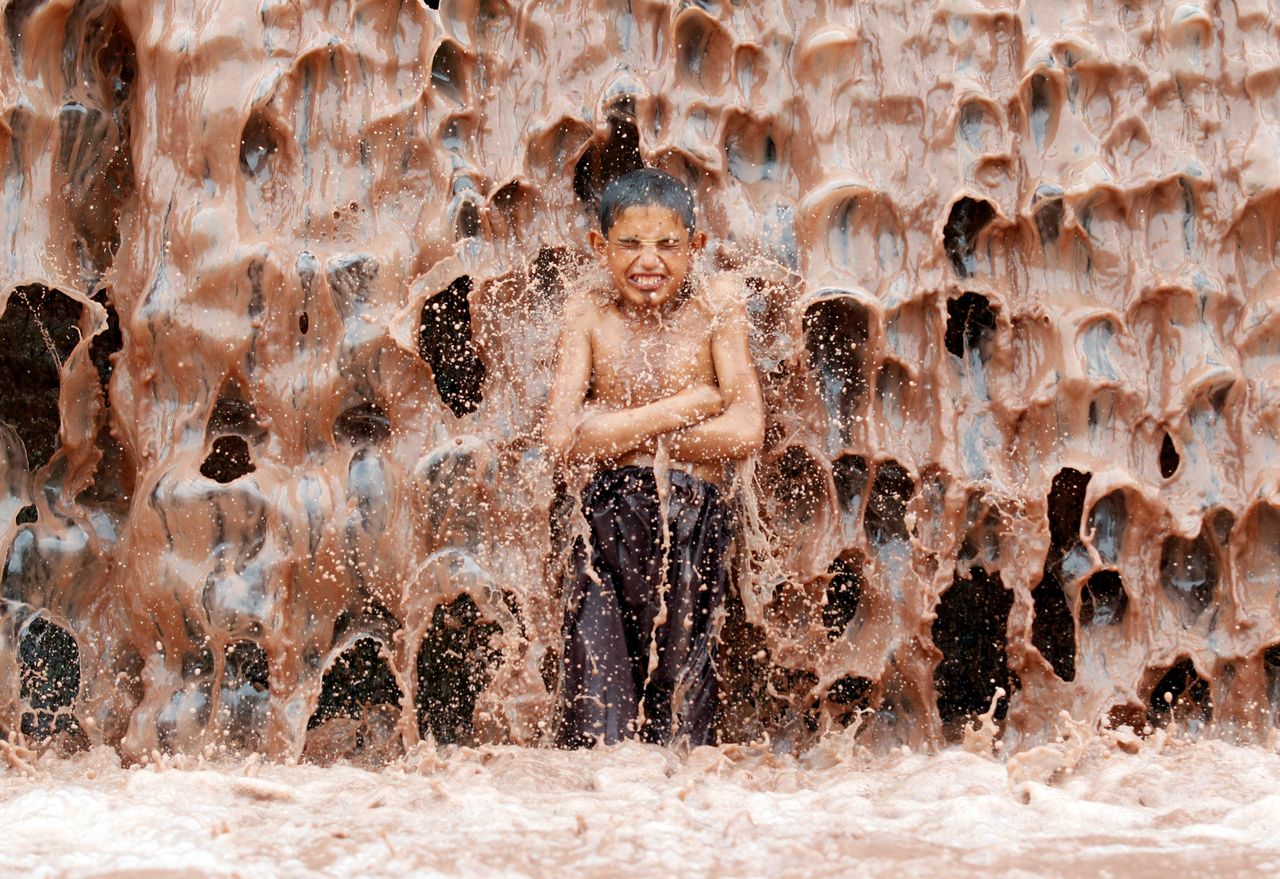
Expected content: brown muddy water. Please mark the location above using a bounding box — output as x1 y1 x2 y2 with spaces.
4 1 1280 872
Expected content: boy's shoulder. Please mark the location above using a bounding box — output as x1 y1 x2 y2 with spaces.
701 272 741 310
700 272 748 329
561 286 610 324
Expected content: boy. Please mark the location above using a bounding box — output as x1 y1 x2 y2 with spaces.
544 169 765 747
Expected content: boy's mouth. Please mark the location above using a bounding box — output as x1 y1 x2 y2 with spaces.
628 273 668 292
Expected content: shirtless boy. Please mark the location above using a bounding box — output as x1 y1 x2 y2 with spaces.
545 169 765 747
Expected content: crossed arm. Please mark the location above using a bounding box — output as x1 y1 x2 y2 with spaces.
543 286 765 466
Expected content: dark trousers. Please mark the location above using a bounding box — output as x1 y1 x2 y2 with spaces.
559 467 730 747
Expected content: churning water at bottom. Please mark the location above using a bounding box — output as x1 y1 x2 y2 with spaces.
3 728 1279 878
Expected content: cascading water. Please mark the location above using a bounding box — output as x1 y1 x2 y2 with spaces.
3 0 1280 768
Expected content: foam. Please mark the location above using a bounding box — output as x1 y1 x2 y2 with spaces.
1 1 1279 758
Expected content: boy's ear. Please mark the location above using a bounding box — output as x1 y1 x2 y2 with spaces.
691 230 708 251
588 229 608 259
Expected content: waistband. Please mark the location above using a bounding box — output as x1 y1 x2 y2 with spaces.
587 465 724 499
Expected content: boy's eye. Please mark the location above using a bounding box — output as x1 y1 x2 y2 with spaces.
611 238 687 252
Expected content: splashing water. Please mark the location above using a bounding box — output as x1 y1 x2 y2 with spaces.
1 1 1280 784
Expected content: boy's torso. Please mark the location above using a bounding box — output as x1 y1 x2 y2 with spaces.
585 286 726 484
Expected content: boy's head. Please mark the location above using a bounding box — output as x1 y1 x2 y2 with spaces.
589 169 707 313
597 168 696 236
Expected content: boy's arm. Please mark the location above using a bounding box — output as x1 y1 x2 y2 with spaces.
544 296 723 464
665 280 765 463
571 384 722 461
543 296 594 461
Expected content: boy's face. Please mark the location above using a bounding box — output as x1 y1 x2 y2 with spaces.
590 205 707 313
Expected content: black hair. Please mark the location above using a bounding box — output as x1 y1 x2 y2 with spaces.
598 168 696 236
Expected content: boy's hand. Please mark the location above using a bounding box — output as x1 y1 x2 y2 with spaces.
662 383 724 424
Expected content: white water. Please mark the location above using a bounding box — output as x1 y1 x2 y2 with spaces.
4 733 1279 878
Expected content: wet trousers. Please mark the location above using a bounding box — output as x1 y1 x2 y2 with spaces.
560 466 731 748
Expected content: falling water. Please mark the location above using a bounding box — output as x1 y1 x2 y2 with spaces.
3 1 1280 768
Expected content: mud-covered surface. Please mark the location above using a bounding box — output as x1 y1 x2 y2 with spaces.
4 0 1280 760
3 735 1280 878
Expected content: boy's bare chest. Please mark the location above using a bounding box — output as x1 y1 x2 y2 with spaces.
590 310 716 405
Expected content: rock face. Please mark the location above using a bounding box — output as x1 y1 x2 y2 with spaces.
2 0 1278 758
